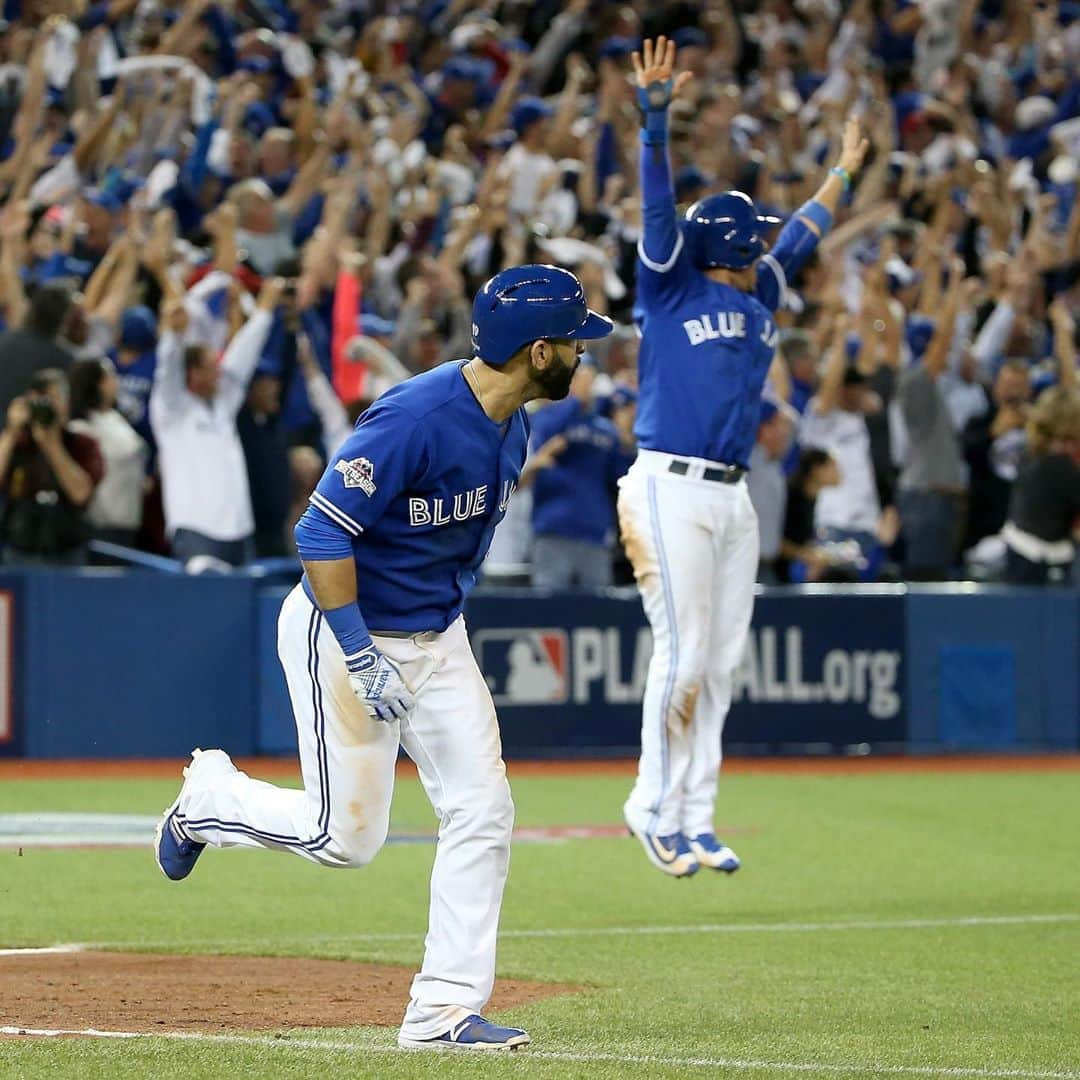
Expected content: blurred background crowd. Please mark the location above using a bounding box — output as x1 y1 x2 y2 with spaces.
0 0 1076 585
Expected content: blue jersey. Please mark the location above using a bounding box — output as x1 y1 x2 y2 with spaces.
530 398 631 546
112 347 157 445
307 362 529 633
634 141 824 468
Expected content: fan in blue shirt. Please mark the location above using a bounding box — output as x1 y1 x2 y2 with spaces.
522 356 635 588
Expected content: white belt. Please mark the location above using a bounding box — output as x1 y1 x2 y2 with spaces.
1001 522 1075 565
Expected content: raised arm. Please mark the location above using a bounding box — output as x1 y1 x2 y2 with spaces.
149 301 191 433
279 139 332 219
298 332 352 457
633 37 693 272
217 278 281 415
156 0 214 58
1049 298 1077 393
0 203 30 329
84 236 140 328
814 313 849 416
479 51 528 141
921 259 966 380
757 117 869 311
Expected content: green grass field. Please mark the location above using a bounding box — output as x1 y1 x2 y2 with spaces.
2 764 1079 1079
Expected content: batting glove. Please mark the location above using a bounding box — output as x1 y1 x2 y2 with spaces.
345 646 415 723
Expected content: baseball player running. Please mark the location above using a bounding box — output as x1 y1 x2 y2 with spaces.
620 38 868 878
155 264 612 1051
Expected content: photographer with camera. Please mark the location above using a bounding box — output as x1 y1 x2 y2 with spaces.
0 368 104 566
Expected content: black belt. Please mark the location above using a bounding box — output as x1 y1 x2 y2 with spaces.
668 459 746 484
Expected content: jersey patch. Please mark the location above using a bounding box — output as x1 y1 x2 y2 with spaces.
334 457 376 496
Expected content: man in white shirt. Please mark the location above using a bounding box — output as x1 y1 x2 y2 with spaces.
801 365 891 567
500 97 557 222
151 279 282 568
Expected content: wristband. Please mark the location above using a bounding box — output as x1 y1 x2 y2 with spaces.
830 166 852 192
639 109 669 146
636 81 671 146
799 198 833 234
322 600 373 658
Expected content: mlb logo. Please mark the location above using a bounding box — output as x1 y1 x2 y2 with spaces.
474 629 569 706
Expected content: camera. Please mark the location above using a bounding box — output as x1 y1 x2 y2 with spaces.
28 395 57 427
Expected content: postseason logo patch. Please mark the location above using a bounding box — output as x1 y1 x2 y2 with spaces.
334 457 376 496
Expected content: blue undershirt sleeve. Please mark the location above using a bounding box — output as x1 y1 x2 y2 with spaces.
755 201 833 312
637 137 681 272
294 501 355 561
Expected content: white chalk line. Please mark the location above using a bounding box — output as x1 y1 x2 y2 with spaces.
0 1026 1076 1079
55 911 1080 950
0 945 83 957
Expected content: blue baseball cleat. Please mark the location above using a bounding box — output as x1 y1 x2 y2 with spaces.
626 822 700 878
688 832 741 873
397 1015 530 1052
153 748 236 881
154 809 205 881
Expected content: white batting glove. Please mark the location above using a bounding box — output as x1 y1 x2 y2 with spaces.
345 646 415 723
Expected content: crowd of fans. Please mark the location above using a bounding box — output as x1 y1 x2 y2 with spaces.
0 0 1076 584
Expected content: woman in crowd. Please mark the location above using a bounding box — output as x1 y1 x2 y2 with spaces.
68 358 148 548
1002 389 1080 586
779 448 843 583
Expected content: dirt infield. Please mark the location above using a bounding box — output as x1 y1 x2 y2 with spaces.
1 754 1077 781
0 951 577 1034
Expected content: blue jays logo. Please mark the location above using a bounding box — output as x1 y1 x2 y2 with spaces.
474 629 568 705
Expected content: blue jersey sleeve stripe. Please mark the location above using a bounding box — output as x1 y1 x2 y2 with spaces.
309 491 364 536
637 231 684 274
761 253 787 306
310 492 364 535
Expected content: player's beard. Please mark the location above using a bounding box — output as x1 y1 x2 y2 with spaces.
531 347 578 401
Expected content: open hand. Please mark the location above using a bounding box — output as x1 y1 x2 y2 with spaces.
631 36 693 104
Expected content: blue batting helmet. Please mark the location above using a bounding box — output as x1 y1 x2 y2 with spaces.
471 265 614 367
682 191 782 270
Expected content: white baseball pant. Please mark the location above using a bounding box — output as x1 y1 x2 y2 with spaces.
617 450 759 837
176 584 514 1041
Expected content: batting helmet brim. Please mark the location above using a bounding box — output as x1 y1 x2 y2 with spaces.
562 309 615 342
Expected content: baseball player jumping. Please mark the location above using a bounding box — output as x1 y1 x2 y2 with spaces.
155 264 612 1051
620 38 868 877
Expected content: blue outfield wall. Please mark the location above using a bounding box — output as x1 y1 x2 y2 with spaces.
0 571 257 758
0 571 1077 758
